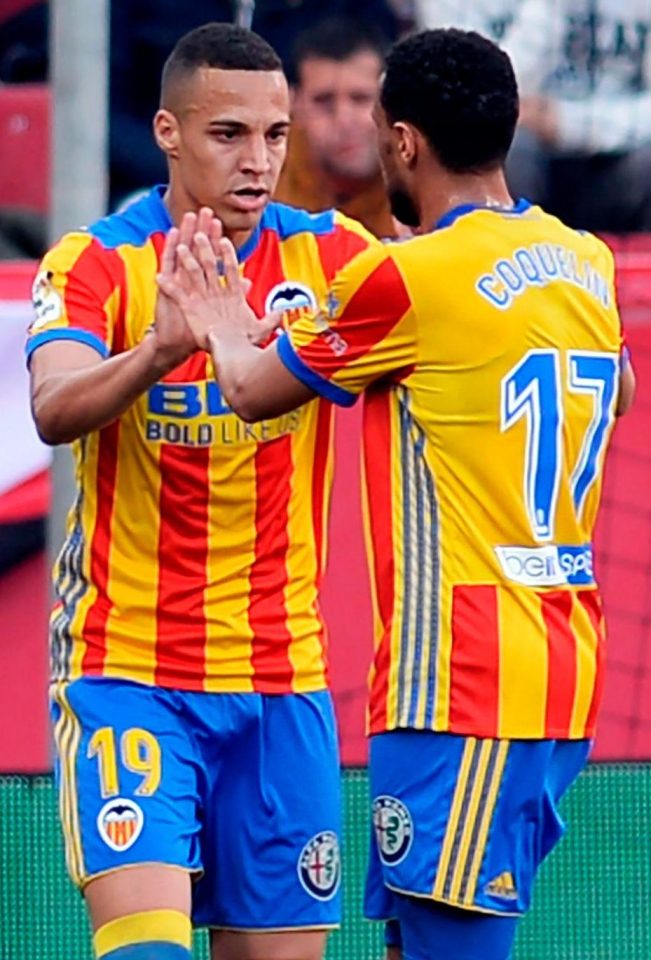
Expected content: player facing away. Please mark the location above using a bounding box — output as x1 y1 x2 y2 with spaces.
157 28 636 960
27 22 379 960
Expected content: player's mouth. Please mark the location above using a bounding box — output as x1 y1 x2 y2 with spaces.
230 187 270 212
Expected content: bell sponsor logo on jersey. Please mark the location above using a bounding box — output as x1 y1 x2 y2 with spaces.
495 543 594 587
97 798 144 852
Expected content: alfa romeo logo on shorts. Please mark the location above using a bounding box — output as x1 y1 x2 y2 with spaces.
297 830 341 901
373 795 413 865
97 798 144 852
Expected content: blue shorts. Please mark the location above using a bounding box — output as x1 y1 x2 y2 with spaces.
365 730 590 921
51 678 341 930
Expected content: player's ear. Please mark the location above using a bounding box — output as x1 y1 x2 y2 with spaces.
393 122 417 169
154 109 181 160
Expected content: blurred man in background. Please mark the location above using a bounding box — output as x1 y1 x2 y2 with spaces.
414 0 520 40
503 0 651 232
275 16 396 237
109 0 402 209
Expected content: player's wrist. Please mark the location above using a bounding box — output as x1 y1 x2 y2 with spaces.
142 327 193 377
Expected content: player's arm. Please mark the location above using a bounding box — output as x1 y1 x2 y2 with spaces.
29 216 208 445
617 351 635 416
30 335 184 445
159 226 416 421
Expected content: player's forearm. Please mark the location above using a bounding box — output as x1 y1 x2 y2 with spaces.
208 327 263 422
32 335 172 445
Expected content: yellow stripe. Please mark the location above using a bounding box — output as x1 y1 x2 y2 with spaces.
462 741 510 905
103 245 162 683
386 401 406 729
497 590 548 738
51 683 73 878
67 432 100 679
203 430 256 692
278 232 332 691
94 909 191 957
58 684 85 883
397 413 419 726
433 738 476 898
51 683 84 884
448 739 493 902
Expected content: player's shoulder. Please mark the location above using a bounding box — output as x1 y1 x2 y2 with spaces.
44 186 169 274
262 201 379 246
532 205 616 273
86 186 171 250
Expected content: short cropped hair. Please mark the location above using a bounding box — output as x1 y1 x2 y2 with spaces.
161 22 282 105
380 29 518 174
292 16 387 83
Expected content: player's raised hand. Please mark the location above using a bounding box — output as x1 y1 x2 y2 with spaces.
150 209 215 370
158 223 280 349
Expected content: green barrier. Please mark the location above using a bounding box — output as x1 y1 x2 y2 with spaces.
1 765 649 959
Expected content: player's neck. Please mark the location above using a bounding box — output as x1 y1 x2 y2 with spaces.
418 168 514 232
163 186 257 256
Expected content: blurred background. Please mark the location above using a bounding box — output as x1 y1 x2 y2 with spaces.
2 1 651 957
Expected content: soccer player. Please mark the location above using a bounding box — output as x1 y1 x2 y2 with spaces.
27 22 378 960
158 28 636 960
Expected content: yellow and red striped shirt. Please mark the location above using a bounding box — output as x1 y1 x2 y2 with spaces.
28 187 376 692
280 201 624 739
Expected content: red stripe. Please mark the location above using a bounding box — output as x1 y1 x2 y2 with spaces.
81 261 126 673
449 585 500 735
154 439 210 689
314 224 370 281
366 391 395 734
243 229 285 318
297 256 411 380
63 240 123 341
311 400 333 584
248 435 294 693
541 591 577 737
578 589 606 734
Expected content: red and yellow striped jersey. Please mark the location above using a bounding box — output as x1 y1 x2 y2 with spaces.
27 186 376 692
280 201 624 739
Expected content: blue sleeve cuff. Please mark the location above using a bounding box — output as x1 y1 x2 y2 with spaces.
26 328 110 364
276 333 357 407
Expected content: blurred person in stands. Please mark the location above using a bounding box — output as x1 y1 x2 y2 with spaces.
414 0 520 41
27 22 382 960
109 0 401 209
159 28 635 960
502 0 651 232
275 16 396 237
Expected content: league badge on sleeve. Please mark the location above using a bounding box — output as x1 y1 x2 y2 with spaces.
31 270 63 331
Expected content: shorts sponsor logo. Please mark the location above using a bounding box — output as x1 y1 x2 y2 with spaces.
372 795 413 865
265 281 317 322
495 544 594 587
484 871 518 900
297 830 341 901
31 270 63 330
97 798 143 852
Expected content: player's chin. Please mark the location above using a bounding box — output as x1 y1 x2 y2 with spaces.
221 202 268 233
